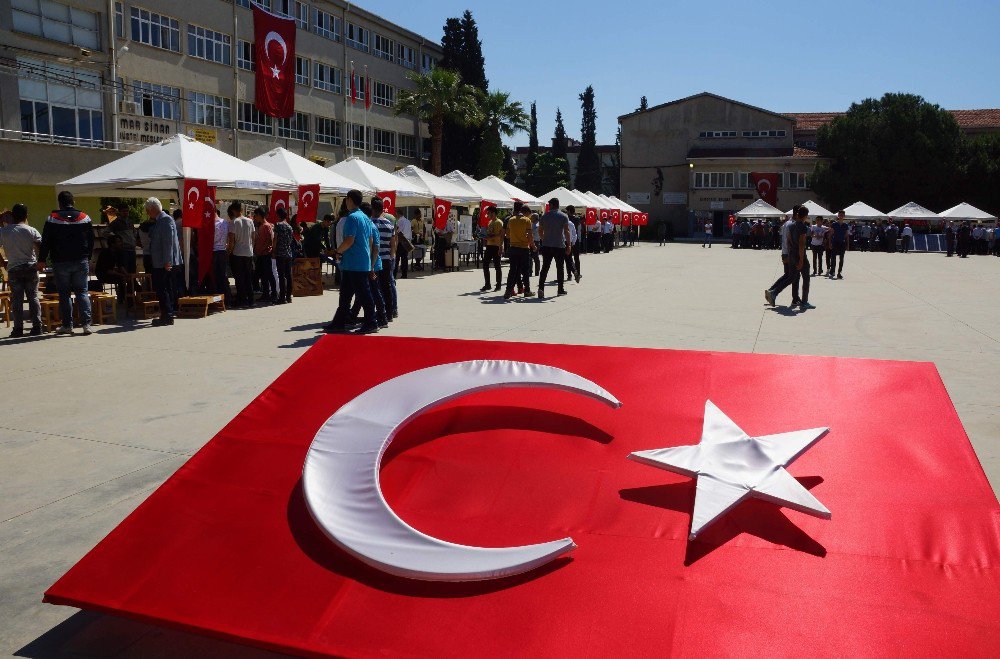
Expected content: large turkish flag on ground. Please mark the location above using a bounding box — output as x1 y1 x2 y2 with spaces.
750 172 780 207
253 5 296 118
44 337 1000 657
181 178 207 229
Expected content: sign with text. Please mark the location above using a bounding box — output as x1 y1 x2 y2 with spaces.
626 192 650 205
663 192 687 205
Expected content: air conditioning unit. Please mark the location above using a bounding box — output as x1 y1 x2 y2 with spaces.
118 101 142 115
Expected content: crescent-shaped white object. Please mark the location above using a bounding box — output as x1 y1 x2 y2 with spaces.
302 360 621 582
263 31 287 66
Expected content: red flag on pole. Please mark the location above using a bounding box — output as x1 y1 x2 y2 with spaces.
252 5 296 118
349 65 357 105
377 191 397 217
642 212 650 225
198 186 216 284
621 212 632 225
585 208 598 226
297 185 320 224
182 178 208 229
750 172 780 207
599 209 610 223
269 191 290 219
479 201 497 227
611 209 621 225
433 198 452 230
364 75 372 111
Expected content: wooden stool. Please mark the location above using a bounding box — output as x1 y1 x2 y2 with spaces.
178 295 226 318
0 293 10 328
89 293 118 325
41 299 61 332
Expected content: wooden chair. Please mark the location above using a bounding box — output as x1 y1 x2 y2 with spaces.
88 293 118 325
0 292 10 328
177 295 226 318
41 299 60 332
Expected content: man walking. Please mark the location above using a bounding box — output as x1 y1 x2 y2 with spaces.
480 206 504 292
372 197 398 319
210 203 232 301
146 197 181 326
764 209 805 308
504 202 534 300
326 190 377 334
252 207 276 304
0 204 43 337
901 223 913 254
828 210 850 278
394 211 414 279
703 219 713 248
945 221 956 257
566 205 583 283
40 191 94 335
537 198 572 299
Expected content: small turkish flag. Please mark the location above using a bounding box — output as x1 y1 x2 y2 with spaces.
296 185 319 224
611 209 621 225
621 212 632 225
599 209 610 222
269 191 290 219
364 75 372 111
252 5 296 118
585 208 598 226
750 172 780 207
479 201 497 227
433 198 452 230
377 191 397 217
643 212 651 225
182 178 208 229
198 186 216 283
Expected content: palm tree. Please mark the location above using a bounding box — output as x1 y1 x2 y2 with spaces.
395 68 483 175
480 91 529 140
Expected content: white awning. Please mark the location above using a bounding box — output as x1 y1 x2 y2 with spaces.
476 176 544 209
442 170 511 207
574 190 613 209
887 202 939 219
609 195 642 213
326 157 425 199
736 199 785 217
842 201 887 220
392 166 482 206
938 202 997 221
538 187 592 209
248 147 371 195
785 200 834 218
57 133 296 198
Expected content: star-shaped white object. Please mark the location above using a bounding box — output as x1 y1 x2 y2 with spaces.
629 400 830 540
271 66 281 79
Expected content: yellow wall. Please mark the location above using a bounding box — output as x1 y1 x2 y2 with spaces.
0 185 104 232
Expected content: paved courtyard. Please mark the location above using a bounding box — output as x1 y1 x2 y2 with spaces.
3 242 998 657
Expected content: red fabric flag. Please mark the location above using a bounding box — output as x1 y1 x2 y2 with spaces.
543 203 550 214
269 191 290 219
296 185 320 224
252 5 296 118
433 198 452 230
198 187 216 284
181 178 208 229
621 212 632 225
479 201 497 227
750 172 779 207
43 336 1000 657
585 207 598 226
376 191 397 217
599 209 610 222
364 74 372 111
611 209 621 225
640 212 650 225
349 66 357 105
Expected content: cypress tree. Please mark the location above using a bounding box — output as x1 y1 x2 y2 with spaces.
526 102 539 175
575 86 603 192
638 96 648 112
439 11 488 175
552 108 570 187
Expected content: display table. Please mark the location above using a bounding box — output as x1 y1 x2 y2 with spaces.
455 240 478 269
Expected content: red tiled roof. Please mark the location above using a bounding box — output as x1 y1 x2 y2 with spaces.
793 147 819 158
786 110 1000 132
687 147 819 159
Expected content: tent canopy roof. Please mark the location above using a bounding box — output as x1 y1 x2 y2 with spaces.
326 158 424 198
842 201 887 219
393 166 481 205
888 201 938 219
939 202 998 221
736 199 784 217
57 134 296 198
576 191 613 209
442 171 511 207
608 195 641 213
476 176 544 209
248 148 370 195
539 187 592 209
785 200 834 218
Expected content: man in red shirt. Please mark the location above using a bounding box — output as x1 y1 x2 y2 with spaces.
252 207 276 305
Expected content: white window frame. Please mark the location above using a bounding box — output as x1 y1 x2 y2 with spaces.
371 81 394 107
188 91 231 128
785 172 808 189
315 116 342 145
421 53 436 73
373 33 393 61
314 7 340 41
372 128 395 155
237 40 255 71
345 22 369 52
133 80 181 120
347 123 367 150
398 133 417 158
18 58 104 147
313 62 342 94
187 24 232 66
295 56 310 86
396 43 416 70
277 112 309 140
272 0 308 29
130 6 180 52
238 101 272 135
12 0 101 50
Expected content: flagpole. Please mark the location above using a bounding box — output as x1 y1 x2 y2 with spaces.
349 60 354 158
363 64 369 161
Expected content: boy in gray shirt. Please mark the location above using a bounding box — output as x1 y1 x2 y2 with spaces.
536 198 572 299
0 204 43 337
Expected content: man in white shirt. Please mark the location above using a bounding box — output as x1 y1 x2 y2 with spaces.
211 208 231 300
703 220 713 248
901 223 914 254
226 202 255 308
394 213 412 279
602 218 614 253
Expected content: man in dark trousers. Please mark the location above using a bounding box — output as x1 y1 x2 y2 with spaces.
146 197 181 326
536 198 572 299
566 205 583 283
480 206 504 292
957 222 972 258
39 191 94 335
945 221 956 257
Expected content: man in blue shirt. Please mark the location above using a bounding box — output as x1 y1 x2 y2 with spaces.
326 190 377 334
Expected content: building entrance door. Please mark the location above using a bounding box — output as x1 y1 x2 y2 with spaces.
712 211 728 237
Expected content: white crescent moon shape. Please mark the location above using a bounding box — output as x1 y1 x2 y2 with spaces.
301 191 315 205
187 186 200 202
436 204 446 218
264 31 288 66
302 360 621 582
759 180 771 194
383 197 393 211
275 199 287 210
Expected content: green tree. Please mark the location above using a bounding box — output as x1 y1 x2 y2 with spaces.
475 91 529 176
501 145 518 183
637 96 648 112
439 11 488 175
526 151 571 196
961 134 1000 215
395 68 483 175
552 108 568 161
607 126 622 197
810 93 965 211
575 85 603 193
526 101 539 175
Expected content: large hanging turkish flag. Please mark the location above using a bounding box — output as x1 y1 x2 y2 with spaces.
198 186 216 283
269 190 290 219
585 207 598 226
433 198 452 230
296 184 319 224
750 172 780 207
181 178 208 229
253 5 296 118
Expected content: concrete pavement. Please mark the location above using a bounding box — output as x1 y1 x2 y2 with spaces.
3 242 998 657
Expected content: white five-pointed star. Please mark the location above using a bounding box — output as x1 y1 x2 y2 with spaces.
271 66 281 79
629 400 830 540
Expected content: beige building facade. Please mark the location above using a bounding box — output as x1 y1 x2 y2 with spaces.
0 0 441 222
619 93 822 238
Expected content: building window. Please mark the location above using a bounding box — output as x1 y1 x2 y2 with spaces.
272 0 308 29
421 53 436 73
345 22 369 52
313 62 342 94
295 56 310 86
188 24 232 65
237 40 255 71
277 112 309 140
738 172 752 189
742 129 787 138
130 6 180 52
315 117 342 145
17 58 104 146
314 8 340 41
372 128 395 155
693 172 735 189
188 91 231 128
396 43 416 70
347 123 367 150
697 130 737 139
115 2 124 39
371 81 394 107
236 0 270 8
133 81 181 120
784 172 808 189
398 133 417 159
373 33 393 61
12 0 101 50
238 102 272 134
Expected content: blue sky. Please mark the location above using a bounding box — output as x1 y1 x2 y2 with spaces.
358 0 1000 146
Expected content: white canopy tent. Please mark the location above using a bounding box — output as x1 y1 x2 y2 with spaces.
475 176 544 209
785 200 834 218
392 166 482 206
610 196 642 213
57 134 296 198
327 157 425 201
248 147 371 195
442 170 511 208
888 202 939 221
736 199 785 218
842 201 887 220
576 191 613 209
939 202 998 222
538 187 592 209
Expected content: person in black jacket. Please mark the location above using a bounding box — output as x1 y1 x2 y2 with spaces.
39 191 95 335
